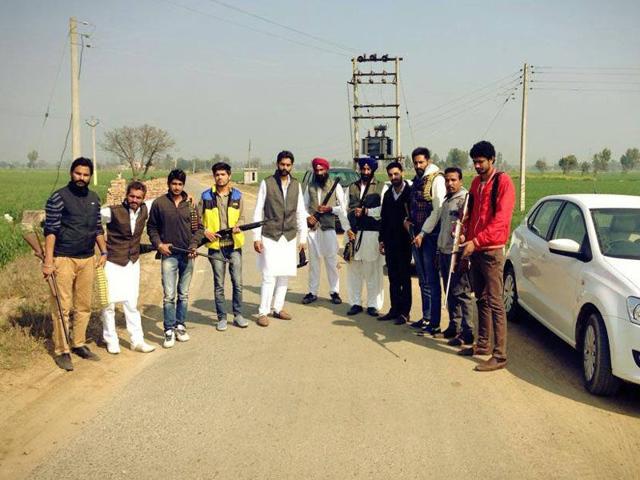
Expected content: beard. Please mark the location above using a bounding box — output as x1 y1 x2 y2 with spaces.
74 180 87 188
414 168 425 178
391 178 403 187
316 174 328 186
360 173 371 183
278 168 290 177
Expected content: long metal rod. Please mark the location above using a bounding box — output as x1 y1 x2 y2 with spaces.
519 63 529 212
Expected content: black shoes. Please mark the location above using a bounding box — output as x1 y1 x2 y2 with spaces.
330 292 342 304
366 307 379 317
347 305 363 316
54 353 74 371
394 314 408 325
72 346 100 361
442 326 458 339
302 293 318 304
448 333 475 347
378 311 396 321
410 319 426 329
422 324 441 336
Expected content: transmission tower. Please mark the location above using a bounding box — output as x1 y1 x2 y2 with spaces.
348 53 403 166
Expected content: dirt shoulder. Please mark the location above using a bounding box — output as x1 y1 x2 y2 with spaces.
0 253 165 479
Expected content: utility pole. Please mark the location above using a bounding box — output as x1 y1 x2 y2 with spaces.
395 57 401 160
86 118 100 185
348 54 403 167
70 17 81 160
519 62 529 212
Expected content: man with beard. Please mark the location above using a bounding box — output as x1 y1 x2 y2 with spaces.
437 167 474 346
301 157 349 305
100 181 155 354
345 157 386 317
200 162 248 331
378 161 412 325
405 147 446 334
253 151 308 327
459 141 515 372
43 157 107 371
147 169 203 348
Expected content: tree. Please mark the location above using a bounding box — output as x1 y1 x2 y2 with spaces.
534 158 548 173
495 152 510 171
446 148 468 169
592 148 611 174
101 124 175 177
558 154 578 174
580 161 591 175
27 150 39 168
620 148 640 172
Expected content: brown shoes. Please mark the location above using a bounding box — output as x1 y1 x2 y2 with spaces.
257 315 269 327
475 357 508 372
457 345 491 356
273 310 292 320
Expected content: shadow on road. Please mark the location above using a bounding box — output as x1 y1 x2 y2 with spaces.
331 301 640 418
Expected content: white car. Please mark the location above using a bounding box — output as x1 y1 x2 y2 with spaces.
504 194 640 396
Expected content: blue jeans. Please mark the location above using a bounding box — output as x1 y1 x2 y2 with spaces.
208 247 243 320
161 253 194 331
413 234 441 326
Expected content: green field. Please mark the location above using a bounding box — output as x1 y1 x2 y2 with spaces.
1 169 639 268
0 169 167 267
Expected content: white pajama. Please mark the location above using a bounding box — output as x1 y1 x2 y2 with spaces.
346 183 387 309
253 178 308 316
304 183 349 296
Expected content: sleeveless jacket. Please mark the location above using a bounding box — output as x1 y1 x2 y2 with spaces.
201 186 245 250
106 203 148 266
261 174 300 241
347 178 383 232
308 178 338 231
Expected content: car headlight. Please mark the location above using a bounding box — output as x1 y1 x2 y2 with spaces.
628 297 640 325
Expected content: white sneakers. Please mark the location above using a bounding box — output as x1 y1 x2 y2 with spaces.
175 325 190 342
132 342 156 353
106 342 121 355
163 329 176 348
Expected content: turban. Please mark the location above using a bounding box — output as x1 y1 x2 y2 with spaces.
312 157 330 170
358 156 378 172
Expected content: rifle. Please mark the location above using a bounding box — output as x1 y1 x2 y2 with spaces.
307 178 340 230
343 178 372 262
21 225 71 348
404 203 415 244
169 245 231 263
444 192 470 303
212 220 266 249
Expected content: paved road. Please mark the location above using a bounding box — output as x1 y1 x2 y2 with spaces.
29 176 640 479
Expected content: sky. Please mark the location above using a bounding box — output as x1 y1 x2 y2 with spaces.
1 0 639 169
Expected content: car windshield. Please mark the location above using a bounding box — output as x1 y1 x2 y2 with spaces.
590 208 640 260
329 170 359 185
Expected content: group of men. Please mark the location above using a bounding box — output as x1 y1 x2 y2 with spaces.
43 140 514 373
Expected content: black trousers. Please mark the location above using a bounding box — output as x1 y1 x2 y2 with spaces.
384 246 413 317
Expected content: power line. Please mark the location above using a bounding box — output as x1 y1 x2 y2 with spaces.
399 76 415 150
207 0 359 54
412 70 521 119
530 87 640 93
160 0 348 57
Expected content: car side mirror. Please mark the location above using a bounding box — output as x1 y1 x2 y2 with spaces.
548 238 581 257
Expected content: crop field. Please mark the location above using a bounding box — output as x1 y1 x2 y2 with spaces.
0 169 167 267
1 168 639 268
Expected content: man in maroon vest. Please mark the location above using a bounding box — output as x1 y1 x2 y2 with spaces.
100 181 155 354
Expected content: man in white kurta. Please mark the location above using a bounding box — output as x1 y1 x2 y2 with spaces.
100 182 155 354
253 151 308 327
345 157 388 316
302 157 350 305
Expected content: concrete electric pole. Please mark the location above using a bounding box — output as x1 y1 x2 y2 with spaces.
519 62 529 212
86 118 100 186
70 17 81 161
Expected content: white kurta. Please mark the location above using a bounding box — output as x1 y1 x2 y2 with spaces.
100 201 152 304
303 182 350 295
346 182 387 309
253 178 308 277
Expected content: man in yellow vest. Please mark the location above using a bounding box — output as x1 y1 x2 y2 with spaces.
200 162 248 331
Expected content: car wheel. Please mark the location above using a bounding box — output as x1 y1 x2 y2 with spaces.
581 312 621 396
503 264 521 322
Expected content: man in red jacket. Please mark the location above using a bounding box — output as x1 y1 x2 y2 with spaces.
459 141 515 372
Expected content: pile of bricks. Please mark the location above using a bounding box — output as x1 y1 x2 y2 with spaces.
105 178 167 206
